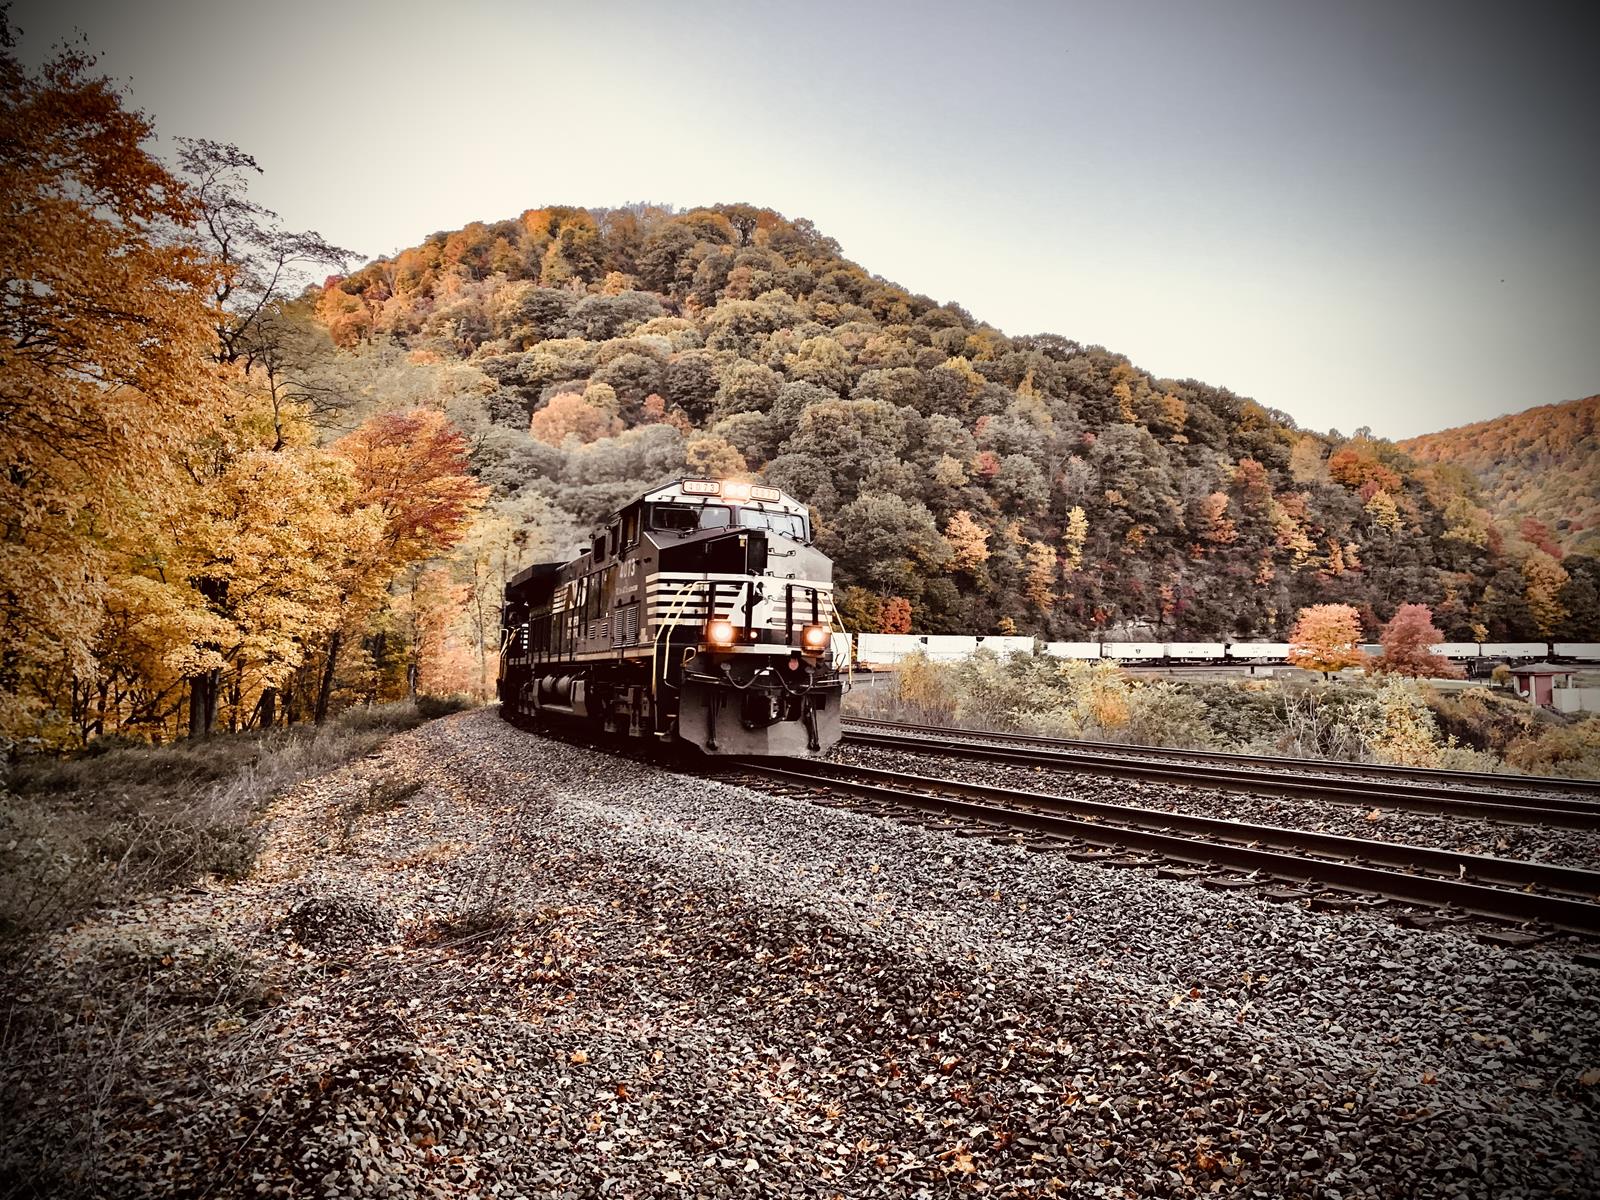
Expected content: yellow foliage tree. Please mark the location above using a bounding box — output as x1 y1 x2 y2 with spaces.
1523 551 1570 637
1371 679 1444 767
161 389 379 734
1 36 225 738
1365 489 1403 532
1025 542 1058 609
945 511 990 572
1062 506 1088 572
685 435 749 479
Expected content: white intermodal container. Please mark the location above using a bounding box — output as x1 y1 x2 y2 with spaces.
1168 643 1227 659
1480 643 1547 658
854 633 925 666
1044 642 1103 659
1431 643 1481 658
1227 643 1292 659
920 635 980 661
1554 643 1600 660
973 635 1036 657
1103 642 1165 660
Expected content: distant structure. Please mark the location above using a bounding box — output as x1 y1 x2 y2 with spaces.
1509 662 1574 708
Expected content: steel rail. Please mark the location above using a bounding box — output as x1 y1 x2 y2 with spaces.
843 716 1600 797
735 758 1600 935
841 727 1600 829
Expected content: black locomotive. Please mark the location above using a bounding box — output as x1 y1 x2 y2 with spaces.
497 478 845 755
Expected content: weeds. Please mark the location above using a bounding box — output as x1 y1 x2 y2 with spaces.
0 932 282 1191
409 847 524 949
845 650 1598 778
0 698 474 945
334 772 426 850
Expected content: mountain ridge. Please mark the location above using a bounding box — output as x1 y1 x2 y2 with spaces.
1399 394 1598 559
305 202 1598 640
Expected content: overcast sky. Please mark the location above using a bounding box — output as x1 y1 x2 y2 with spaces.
15 0 1599 439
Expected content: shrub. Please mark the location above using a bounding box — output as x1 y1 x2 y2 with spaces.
1504 719 1600 778
416 693 478 720
1125 683 1217 749
1369 678 1445 767
889 652 960 724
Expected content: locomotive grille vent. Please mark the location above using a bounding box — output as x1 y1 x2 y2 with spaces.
614 603 640 647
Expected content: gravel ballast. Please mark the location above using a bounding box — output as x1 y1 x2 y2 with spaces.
4 708 1597 1198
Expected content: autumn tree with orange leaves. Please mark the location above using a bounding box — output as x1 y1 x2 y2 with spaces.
311 410 488 722
1287 604 1366 679
880 597 914 634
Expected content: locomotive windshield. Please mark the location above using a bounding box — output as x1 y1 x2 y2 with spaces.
648 502 808 541
649 503 731 533
736 508 808 541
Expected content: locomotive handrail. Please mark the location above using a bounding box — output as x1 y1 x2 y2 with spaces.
831 611 855 682
650 578 709 704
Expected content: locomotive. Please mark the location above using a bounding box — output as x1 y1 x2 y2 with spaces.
498 478 845 755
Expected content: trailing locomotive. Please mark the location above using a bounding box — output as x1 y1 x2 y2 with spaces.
498 478 844 755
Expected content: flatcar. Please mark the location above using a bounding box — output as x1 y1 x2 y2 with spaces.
498 478 844 755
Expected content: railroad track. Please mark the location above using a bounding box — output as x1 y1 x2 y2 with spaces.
725 757 1600 939
842 719 1600 829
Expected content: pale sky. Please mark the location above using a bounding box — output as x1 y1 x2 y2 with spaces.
16 0 1599 440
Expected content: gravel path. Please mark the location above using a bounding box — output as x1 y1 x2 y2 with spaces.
830 743 1600 870
4 708 1597 1199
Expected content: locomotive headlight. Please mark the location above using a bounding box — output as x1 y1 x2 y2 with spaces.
706 618 736 646
801 623 829 651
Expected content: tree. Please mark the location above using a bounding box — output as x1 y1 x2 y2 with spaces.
945 511 990 572
1372 603 1463 678
309 410 487 722
821 494 950 597
684 435 748 479
165 394 375 736
530 392 623 445
880 596 913 633
1024 542 1058 609
1556 556 1600 639
1287 604 1366 679
0 26 224 738
1523 550 1570 637
1197 492 1238 547
1364 490 1403 532
176 138 353 366
1062 506 1088 572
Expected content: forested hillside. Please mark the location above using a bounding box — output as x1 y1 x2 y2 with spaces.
1399 396 1600 558
307 205 1600 647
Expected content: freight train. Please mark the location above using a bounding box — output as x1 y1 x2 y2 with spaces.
852 634 1600 670
498 478 845 755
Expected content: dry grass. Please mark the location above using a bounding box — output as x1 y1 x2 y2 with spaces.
0 931 285 1196
0 697 477 945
